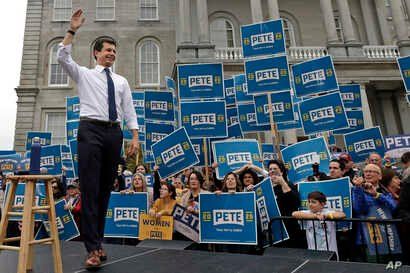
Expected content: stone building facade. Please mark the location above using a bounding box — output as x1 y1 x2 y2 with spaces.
14 0 410 151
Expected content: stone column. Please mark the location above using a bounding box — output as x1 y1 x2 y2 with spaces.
195 0 214 58
336 0 362 56
360 0 382 45
390 0 410 55
177 0 196 59
250 0 263 22
320 0 346 56
378 92 400 135
267 0 280 20
359 83 374 128
374 0 393 45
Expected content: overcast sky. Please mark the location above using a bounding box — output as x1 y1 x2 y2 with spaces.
0 2 27 150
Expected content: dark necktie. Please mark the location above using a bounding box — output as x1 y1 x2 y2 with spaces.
104 67 118 121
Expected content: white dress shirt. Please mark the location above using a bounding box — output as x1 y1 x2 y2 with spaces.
57 43 139 130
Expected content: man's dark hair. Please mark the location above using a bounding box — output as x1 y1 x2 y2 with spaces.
308 191 327 204
93 37 117 60
330 159 345 171
401 151 410 164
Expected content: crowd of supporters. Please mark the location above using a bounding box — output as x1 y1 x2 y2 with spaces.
0 151 409 264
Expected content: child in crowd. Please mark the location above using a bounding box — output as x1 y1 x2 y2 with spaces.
292 191 345 259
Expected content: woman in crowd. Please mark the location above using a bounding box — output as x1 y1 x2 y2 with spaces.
380 168 401 204
172 174 185 204
238 167 261 192
134 164 148 175
267 159 306 248
220 172 242 193
120 172 153 206
180 170 209 215
149 184 177 218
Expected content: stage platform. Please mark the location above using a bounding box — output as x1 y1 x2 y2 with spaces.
0 241 409 273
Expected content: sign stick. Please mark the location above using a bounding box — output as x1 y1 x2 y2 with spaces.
267 94 283 161
203 138 210 185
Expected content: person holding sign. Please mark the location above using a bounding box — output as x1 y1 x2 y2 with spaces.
292 191 346 260
220 172 242 193
267 160 305 248
57 9 139 269
149 184 177 218
180 171 209 215
120 173 153 206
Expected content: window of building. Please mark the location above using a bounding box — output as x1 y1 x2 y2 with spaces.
49 44 69 86
139 0 159 20
96 0 115 21
139 40 160 86
53 0 72 21
45 112 66 144
210 18 235 48
334 16 345 42
282 18 296 47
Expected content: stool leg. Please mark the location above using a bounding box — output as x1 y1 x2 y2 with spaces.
45 179 63 273
26 181 37 271
17 180 35 273
0 181 18 247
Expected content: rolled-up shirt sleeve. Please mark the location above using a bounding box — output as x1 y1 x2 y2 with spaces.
56 43 81 83
122 80 139 130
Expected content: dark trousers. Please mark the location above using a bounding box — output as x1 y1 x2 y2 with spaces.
77 120 122 252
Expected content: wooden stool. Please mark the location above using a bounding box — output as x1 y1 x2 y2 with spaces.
0 175 63 273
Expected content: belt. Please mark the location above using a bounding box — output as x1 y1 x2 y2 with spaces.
80 117 120 128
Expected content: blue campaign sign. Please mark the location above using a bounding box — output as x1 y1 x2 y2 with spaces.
0 153 21 174
238 103 271 133
190 138 211 167
292 56 338 98
397 56 410 92
333 110 364 135
181 100 227 138
299 92 348 135
339 84 362 109
66 96 80 121
212 139 262 180
234 74 253 104
199 192 257 245
172 204 200 242
26 132 52 151
152 127 199 179
277 104 302 131
384 134 410 158
254 91 294 124
18 158 30 173
241 19 286 58
254 178 289 245
165 76 176 92
298 177 352 230
104 192 148 238
361 204 402 256
61 145 75 179
145 121 174 152
4 182 46 221
178 63 224 100
123 116 145 142
69 140 78 177
344 127 385 163
66 120 79 144
0 150 16 156
42 199 80 241
261 144 278 167
144 91 174 122
40 145 62 175
245 55 291 94
281 137 331 183
226 106 243 138
132 91 145 115
224 78 236 106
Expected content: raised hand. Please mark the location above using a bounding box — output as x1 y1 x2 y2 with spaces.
70 9 85 31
